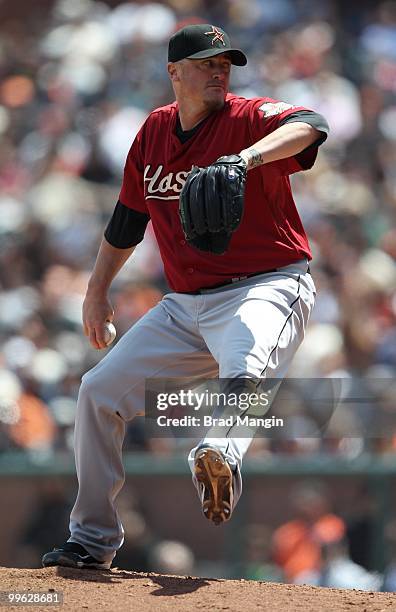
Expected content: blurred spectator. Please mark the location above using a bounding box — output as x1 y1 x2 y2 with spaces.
0 0 395 482
242 524 284 582
8 393 56 452
382 517 396 592
271 481 346 583
346 485 377 571
15 479 72 568
0 0 395 589
319 539 382 591
111 489 156 571
148 540 195 576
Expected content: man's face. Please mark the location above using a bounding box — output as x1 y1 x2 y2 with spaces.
169 53 232 112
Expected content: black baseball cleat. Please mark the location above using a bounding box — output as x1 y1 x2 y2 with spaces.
194 446 234 525
42 542 111 570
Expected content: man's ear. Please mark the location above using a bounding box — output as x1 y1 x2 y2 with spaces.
167 62 180 82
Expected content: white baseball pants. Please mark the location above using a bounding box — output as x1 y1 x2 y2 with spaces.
69 259 315 563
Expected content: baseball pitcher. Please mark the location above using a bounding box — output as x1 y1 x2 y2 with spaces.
42 23 328 570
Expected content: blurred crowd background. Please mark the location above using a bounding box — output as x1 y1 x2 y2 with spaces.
1 0 396 591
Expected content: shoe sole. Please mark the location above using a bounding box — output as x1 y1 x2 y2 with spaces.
194 448 233 525
42 552 111 570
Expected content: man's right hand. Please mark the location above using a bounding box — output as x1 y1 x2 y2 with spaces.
81 237 135 348
82 289 115 350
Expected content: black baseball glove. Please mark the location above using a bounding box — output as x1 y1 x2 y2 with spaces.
179 154 247 255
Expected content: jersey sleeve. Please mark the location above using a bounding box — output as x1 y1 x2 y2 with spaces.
249 98 329 175
104 200 150 248
118 123 149 214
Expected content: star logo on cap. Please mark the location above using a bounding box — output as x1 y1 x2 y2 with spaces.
205 26 226 46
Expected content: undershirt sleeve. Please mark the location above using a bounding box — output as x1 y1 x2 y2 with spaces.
251 101 330 174
104 200 150 248
279 110 329 143
279 110 329 168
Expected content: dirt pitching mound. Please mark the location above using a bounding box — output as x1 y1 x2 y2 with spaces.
1 567 396 611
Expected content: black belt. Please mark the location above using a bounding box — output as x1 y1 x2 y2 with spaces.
184 264 311 295
184 269 278 295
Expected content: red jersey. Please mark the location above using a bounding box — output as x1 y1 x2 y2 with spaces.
119 94 319 293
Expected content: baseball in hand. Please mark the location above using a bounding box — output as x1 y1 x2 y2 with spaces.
103 322 117 346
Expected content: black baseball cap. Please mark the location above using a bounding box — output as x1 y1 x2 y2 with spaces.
168 24 247 66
